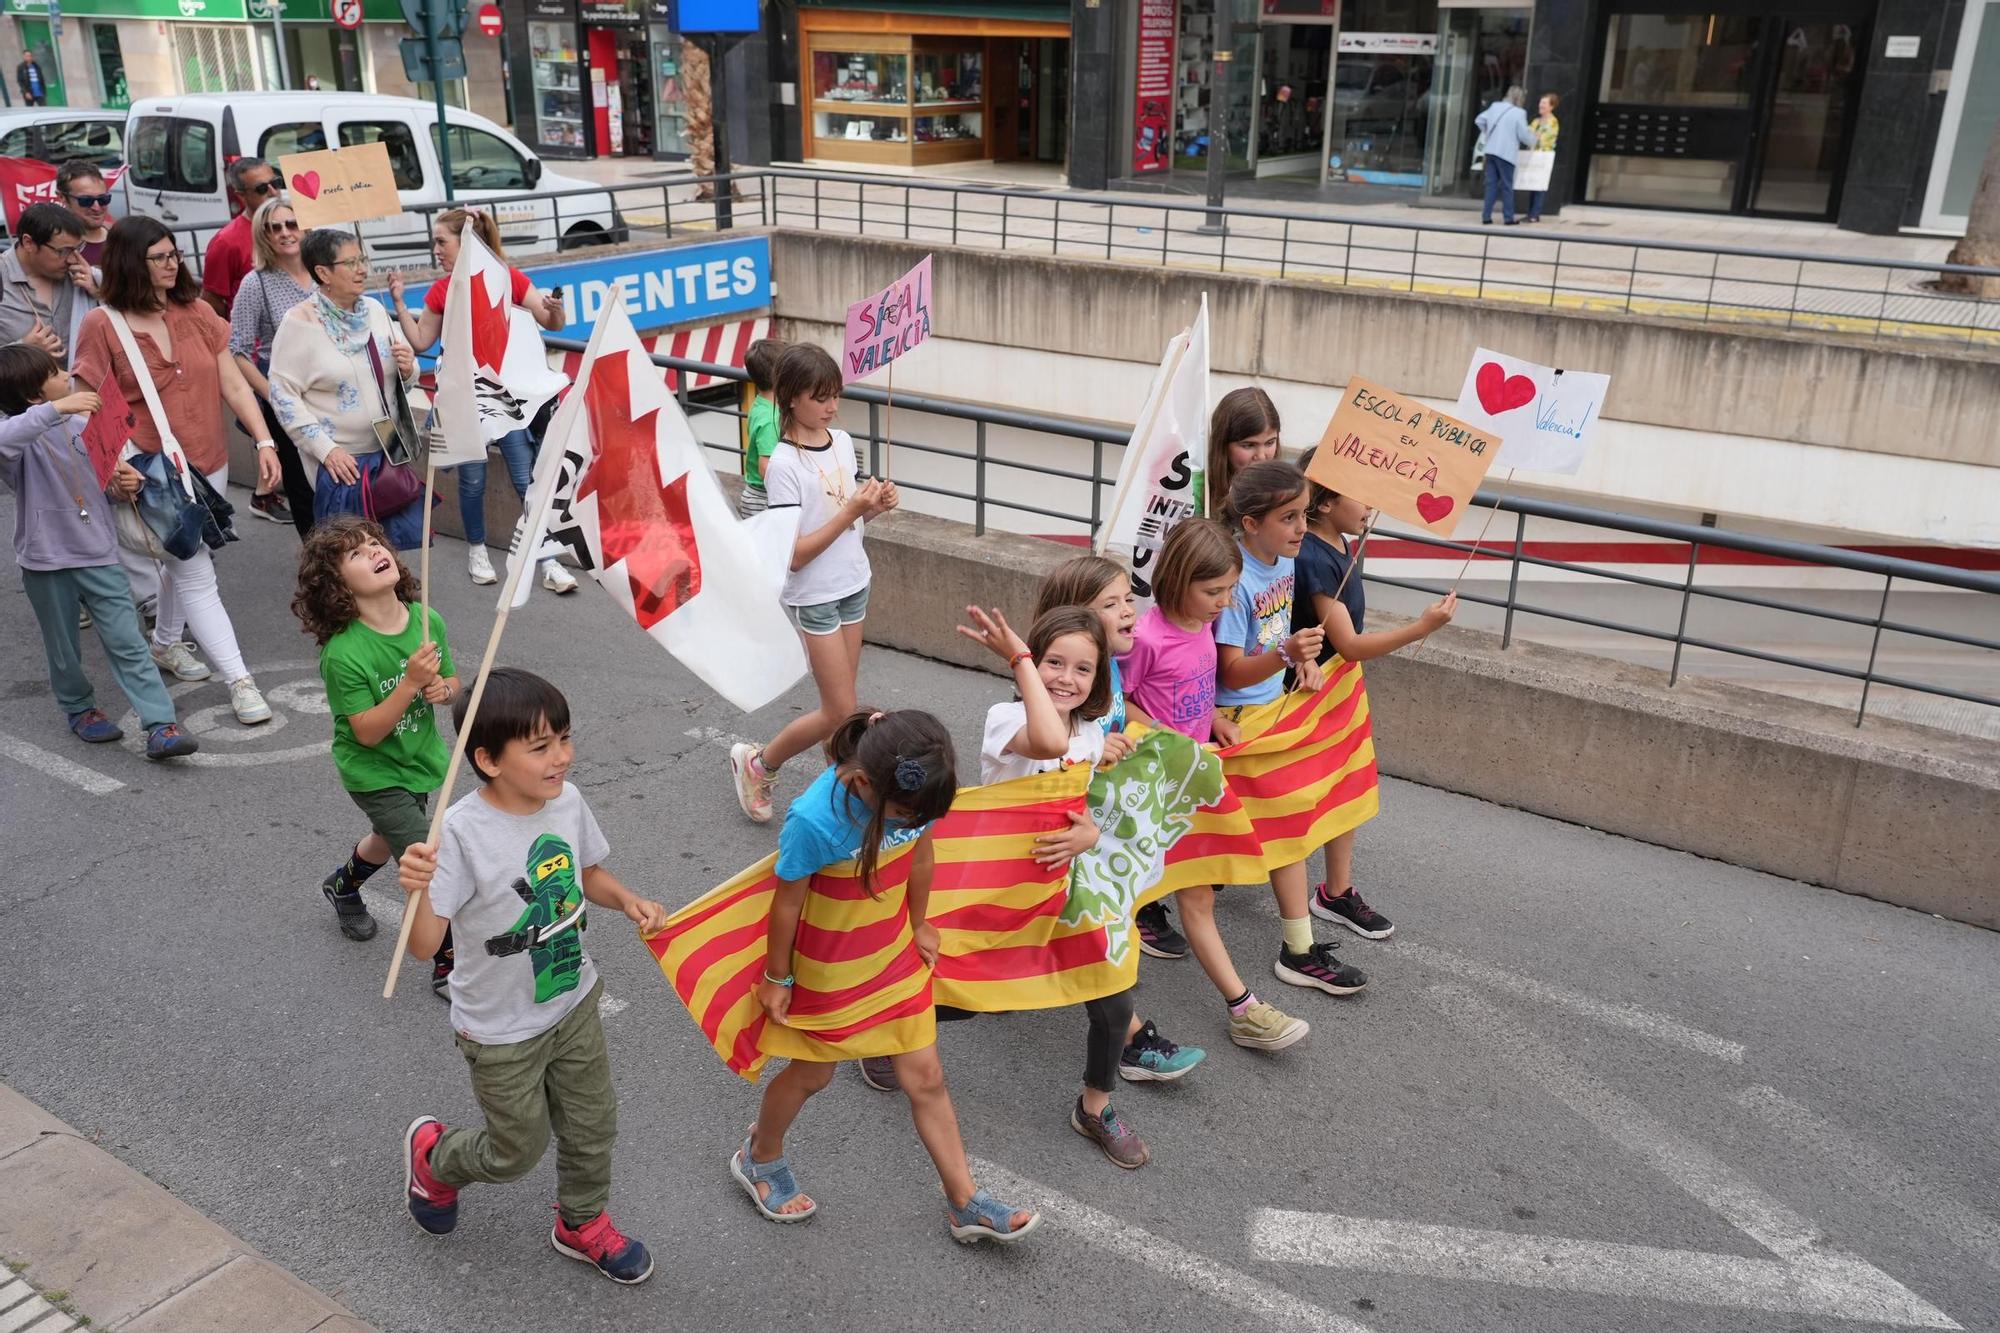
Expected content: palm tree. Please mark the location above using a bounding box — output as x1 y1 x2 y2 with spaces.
682 37 715 200
1943 123 2000 296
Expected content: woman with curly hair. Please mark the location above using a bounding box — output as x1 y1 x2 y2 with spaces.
293 515 460 988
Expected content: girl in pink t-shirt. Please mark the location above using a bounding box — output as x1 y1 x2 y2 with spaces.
1116 519 1312 1055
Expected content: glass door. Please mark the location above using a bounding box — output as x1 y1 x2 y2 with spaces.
1254 20 1332 179
1422 5 1530 200
1921 0 2000 231
1745 18 1864 216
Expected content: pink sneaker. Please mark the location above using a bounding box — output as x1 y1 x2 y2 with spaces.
404 1116 459 1235
729 743 776 823
551 1207 655 1284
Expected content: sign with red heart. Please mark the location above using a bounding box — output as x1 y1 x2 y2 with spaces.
275 142 403 229
1306 376 1500 537
1452 346 1612 477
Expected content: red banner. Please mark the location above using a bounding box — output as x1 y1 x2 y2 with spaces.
0 159 126 232
1131 0 1176 174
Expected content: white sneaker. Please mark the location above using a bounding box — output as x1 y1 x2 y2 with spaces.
151 640 211 681
467 545 497 585
540 559 578 594
729 743 776 824
230 676 272 725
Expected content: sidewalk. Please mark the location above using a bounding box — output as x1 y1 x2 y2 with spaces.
0 1085 376 1332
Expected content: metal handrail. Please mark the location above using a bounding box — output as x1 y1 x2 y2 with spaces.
551 338 1998 727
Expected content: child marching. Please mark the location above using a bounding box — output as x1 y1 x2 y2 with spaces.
736 337 786 519
733 709 1042 1243
396 669 668 1283
293 515 459 965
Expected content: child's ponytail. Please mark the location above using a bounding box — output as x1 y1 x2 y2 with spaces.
827 708 959 895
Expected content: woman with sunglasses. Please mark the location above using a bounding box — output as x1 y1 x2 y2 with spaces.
55 160 115 267
70 217 285 727
227 198 314 536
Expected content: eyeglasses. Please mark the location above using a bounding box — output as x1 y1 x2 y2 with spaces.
64 193 113 209
44 243 82 260
265 219 300 234
329 255 370 273
145 250 182 267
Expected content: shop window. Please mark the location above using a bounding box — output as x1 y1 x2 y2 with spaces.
432 125 530 191
172 24 258 94
337 122 425 190
1599 13 1758 107
41 118 122 166
260 122 330 160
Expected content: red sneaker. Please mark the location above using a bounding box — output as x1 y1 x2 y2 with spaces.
551 1207 655 1284
404 1116 459 1235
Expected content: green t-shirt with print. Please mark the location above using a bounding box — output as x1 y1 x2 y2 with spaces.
744 393 779 486
319 605 455 794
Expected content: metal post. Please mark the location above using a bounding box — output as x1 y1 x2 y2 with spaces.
423 0 454 201
1053 196 1061 256
1089 437 1104 536
272 0 292 89
974 420 988 536
951 190 959 246
706 36 735 231
1856 574 1893 726
1000 194 1009 250
1279 217 1289 279
867 401 881 475
1199 0 1232 235
1668 539 1703 686
1501 509 1526 648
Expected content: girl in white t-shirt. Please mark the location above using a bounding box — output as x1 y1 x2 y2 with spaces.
958 604 1206 1169
729 344 899 824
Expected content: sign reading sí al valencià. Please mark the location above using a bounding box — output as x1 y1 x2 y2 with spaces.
1306 376 1499 535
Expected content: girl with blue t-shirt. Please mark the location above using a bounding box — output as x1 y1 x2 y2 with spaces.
730 709 1042 1246
1214 461 1369 1003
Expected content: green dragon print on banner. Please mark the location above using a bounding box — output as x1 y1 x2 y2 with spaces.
487 832 590 1004
1062 730 1226 965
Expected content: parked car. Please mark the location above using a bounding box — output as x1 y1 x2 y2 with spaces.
121 92 622 263
0 106 125 169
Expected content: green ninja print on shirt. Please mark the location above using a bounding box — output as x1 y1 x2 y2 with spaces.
486 832 588 1004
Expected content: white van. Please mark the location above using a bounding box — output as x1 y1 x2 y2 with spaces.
121 92 622 263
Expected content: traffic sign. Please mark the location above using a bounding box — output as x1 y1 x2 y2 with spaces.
400 34 467 82
332 0 362 28
475 3 500 35
398 0 468 38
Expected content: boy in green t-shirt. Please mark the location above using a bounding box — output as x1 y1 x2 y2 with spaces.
736 337 786 519
293 516 461 993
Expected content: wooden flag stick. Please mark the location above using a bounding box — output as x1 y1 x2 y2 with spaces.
1448 467 1517 592
418 457 435 645
1329 511 1378 603
882 358 895 484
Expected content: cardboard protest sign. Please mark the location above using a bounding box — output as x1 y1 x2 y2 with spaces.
1306 377 1499 536
277 143 403 228
1452 347 1610 476
1513 150 1555 194
82 371 134 488
841 255 932 382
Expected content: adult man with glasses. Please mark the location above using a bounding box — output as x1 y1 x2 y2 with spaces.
56 158 118 267
200 157 282 320
0 202 100 366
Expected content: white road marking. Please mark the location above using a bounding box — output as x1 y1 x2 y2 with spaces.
684 724 758 752
1398 941 1746 1063
115 660 332 768
0 731 124 794
1735 1085 2000 1273
967 1158 1375 1333
1350 985 1960 1329
1251 1212 1948 1324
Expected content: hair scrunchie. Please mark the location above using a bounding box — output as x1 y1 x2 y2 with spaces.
894 757 927 792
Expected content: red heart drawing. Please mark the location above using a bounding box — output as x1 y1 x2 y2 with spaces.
291 171 321 200
1475 361 1537 415
1416 492 1454 525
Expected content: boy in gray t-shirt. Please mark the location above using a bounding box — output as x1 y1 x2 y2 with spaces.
396 668 669 1285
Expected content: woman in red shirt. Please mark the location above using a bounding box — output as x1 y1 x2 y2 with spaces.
73 217 283 726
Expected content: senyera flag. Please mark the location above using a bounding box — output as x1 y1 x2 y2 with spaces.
1095 295 1208 607
0 159 125 231
431 223 567 467
507 299 807 712
1210 658 1381 867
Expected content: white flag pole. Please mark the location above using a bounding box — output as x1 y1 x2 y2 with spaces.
419 457 435 645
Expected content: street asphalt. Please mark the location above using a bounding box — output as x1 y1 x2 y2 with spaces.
1 497 1995 1333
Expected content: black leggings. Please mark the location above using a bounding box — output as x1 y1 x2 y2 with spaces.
1084 988 1136 1094
258 397 314 539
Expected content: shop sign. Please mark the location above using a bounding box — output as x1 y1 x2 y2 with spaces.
516 236 773 342
1 0 257 19
1336 31 1436 54
526 0 576 17
580 0 644 23
1261 0 1336 19
1131 0 1174 174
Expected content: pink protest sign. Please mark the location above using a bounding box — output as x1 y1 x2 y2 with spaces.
841 256 934 383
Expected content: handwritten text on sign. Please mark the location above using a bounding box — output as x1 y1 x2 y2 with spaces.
277 143 403 228
841 255 933 382
1306 377 1499 535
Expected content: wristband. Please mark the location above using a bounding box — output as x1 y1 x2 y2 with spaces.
254 439 276 451
1009 651 1034 670
763 971 795 987
1276 641 1296 668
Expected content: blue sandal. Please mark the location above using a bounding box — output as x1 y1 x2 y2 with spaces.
731 1132 817 1223
945 1188 1042 1244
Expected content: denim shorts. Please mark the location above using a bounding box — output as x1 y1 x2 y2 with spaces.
789 585 870 636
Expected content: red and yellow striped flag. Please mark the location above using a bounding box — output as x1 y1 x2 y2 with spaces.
1215 658 1380 868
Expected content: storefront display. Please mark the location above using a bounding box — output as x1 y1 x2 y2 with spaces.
803 32 986 165
530 18 587 150
653 25 689 156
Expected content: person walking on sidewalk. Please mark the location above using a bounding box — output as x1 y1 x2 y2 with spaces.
0 344 197 760
1476 85 1538 226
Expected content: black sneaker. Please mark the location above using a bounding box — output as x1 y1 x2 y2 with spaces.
1274 942 1369 996
1310 884 1395 940
320 873 378 941
248 491 292 524
1136 902 1187 959
431 950 455 998
1118 1020 1206 1083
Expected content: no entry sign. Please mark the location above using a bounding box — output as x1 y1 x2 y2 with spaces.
476 3 502 35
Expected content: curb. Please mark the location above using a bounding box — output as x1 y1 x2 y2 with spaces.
0 1085 377 1332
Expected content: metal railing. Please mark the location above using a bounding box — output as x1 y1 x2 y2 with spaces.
548 336 2000 731
166 167 2000 351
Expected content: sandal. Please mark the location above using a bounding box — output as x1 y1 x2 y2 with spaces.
730 1132 817 1223
944 1187 1042 1245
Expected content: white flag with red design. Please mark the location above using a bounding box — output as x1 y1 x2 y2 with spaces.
431 224 568 466
503 301 807 713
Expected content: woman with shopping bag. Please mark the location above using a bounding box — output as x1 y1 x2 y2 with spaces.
267 229 426 551
71 217 282 726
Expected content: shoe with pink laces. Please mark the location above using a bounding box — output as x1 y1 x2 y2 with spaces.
404 1116 459 1235
729 743 776 823
551 1206 655 1284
